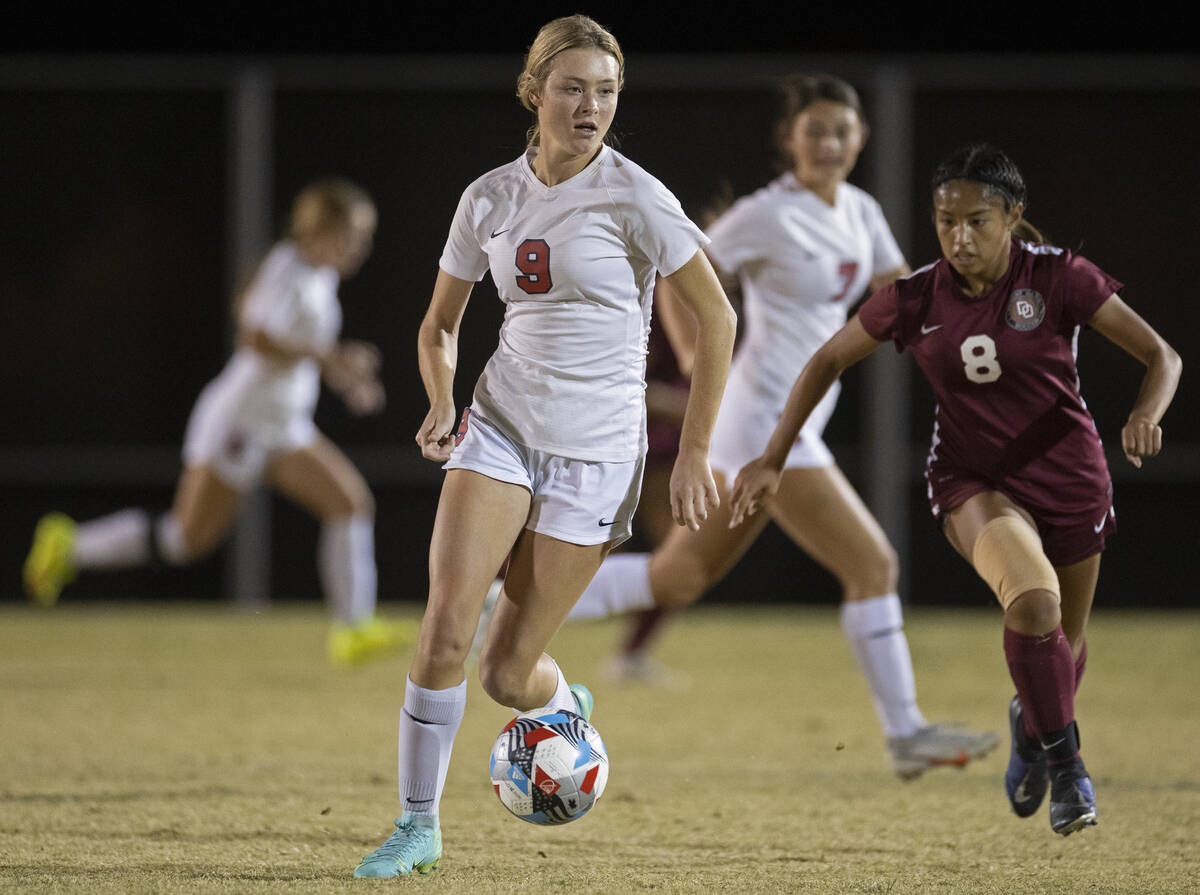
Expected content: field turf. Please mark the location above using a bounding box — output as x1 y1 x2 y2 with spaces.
2 603 1197 893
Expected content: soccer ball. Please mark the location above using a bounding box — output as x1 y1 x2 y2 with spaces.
489 709 609 825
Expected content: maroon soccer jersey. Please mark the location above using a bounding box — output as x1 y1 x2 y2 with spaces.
857 240 1122 528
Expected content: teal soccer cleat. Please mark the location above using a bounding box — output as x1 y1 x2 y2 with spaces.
354 815 442 878
568 683 594 723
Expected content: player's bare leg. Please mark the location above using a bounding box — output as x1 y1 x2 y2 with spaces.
477 530 608 712
648 472 771 607
170 464 244 559
771 465 997 777
269 436 415 665
357 470 531 879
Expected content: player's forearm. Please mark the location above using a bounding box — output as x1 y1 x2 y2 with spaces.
1128 339 1182 426
417 319 459 409
240 328 328 367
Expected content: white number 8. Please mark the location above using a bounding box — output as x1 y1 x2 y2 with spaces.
960 334 1001 383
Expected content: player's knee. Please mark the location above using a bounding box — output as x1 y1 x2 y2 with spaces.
476 658 527 708
839 541 899 600
971 515 1060 613
650 554 712 609
162 515 205 564
348 486 375 519
413 621 471 678
1005 589 1062 635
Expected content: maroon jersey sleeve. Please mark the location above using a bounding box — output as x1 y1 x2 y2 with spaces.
1055 251 1123 327
857 282 902 346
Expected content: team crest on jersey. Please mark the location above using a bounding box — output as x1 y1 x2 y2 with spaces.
1005 289 1045 332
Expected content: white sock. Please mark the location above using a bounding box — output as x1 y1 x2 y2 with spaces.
840 594 927 739
155 515 190 565
319 515 377 624
397 677 466 819
520 657 575 716
566 553 654 622
73 509 151 569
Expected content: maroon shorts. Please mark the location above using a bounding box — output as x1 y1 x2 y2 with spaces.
926 464 1116 567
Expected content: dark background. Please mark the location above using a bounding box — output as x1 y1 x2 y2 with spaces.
2 5 1196 610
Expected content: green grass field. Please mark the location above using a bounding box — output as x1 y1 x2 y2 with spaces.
1 603 1197 893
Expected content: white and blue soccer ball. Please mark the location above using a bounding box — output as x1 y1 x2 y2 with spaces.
489 709 609 825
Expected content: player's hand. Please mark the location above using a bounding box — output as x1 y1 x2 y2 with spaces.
335 340 382 378
416 401 458 462
1121 415 1163 468
728 456 782 527
342 377 386 416
669 447 719 531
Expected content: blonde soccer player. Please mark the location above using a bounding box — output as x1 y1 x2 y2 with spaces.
353 15 736 877
24 179 413 666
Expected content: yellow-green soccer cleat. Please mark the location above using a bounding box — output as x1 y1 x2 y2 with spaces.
328 616 418 668
354 815 441 878
23 513 77 608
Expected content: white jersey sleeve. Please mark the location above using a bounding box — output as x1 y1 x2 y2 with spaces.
438 184 492 283
703 193 773 275
622 173 710 277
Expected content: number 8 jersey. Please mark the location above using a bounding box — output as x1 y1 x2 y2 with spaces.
857 240 1123 521
439 146 708 463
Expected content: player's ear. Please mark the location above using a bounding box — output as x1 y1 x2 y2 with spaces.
1008 202 1025 231
857 120 871 150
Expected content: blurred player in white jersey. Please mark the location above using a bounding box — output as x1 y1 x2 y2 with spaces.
23 179 414 666
566 73 999 777
354 15 736 878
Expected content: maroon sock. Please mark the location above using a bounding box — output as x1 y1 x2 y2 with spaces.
623 607 671 655
1004 626 1076 753
1074 638 1088 694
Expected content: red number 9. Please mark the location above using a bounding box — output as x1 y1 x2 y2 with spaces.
515 239 552 295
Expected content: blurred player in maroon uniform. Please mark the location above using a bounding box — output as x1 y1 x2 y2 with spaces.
730 144 1181 836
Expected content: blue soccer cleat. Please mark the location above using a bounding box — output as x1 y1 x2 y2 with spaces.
568 683 594 723
1005 695 1049 817
354 815 441 878
1049 757 1098 835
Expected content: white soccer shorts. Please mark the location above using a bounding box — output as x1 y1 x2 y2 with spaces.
444 408 644 547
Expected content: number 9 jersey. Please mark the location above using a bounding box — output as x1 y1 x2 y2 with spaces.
438 146 708 463
856 240 1123 551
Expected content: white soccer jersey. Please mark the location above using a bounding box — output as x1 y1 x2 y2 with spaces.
439 146 708 462
203 242 342 427
706 173 905 408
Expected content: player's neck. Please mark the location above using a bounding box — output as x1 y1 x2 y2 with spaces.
794 170 840 206
960 249 1013 298
531 144 602 187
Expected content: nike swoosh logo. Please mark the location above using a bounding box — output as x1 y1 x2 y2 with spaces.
490 227 511 239
598 518 618 527
1013 779 1032 803
1093 513 1109 533
920 323 943 334
1041 737 1066 750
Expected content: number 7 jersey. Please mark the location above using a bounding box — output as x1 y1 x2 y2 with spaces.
857 240 1123 519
